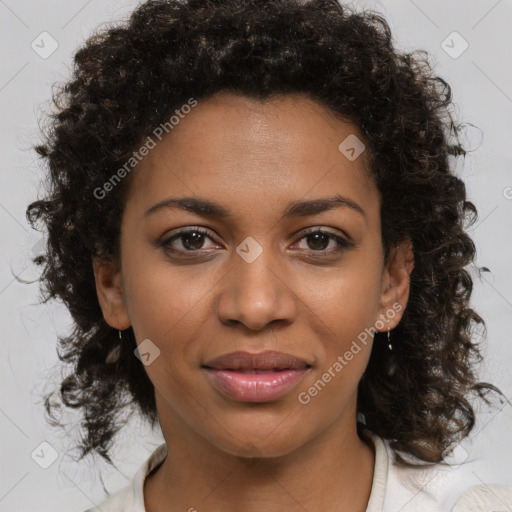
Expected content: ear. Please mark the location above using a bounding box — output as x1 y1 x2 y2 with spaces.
377 238 415 330
92 256 131 330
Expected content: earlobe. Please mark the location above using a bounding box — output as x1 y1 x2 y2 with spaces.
92 256 131 330
378 238 415 330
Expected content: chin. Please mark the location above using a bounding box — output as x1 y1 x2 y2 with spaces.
204 421 308 460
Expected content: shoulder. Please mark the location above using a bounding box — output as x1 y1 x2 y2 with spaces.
80 442 168 512
80 484 131 512
373 435 512 512
451 483 512 511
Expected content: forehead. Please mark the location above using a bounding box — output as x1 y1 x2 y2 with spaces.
126 92 380 225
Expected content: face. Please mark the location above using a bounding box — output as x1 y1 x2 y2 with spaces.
94 91 413 458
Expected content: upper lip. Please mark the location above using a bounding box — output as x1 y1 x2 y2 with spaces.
203 350 311 371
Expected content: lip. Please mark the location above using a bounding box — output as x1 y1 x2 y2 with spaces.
202 350 311 403
203 350 310 371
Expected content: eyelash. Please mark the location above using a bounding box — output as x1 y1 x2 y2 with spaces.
159 226 354 258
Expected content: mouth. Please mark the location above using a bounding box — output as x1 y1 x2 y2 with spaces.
202 351 312 403
203 350 311 371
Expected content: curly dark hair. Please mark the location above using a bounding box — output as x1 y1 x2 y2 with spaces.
26 0 504 469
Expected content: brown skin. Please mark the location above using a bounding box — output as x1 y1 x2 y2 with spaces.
93 92 414 512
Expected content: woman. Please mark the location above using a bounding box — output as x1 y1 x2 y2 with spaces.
26 0 512 510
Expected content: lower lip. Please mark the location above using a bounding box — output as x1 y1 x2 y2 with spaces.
204 368 309 402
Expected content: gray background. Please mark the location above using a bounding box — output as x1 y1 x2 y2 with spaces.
1 1 511 511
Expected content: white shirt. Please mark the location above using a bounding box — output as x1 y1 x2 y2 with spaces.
82 430 512 511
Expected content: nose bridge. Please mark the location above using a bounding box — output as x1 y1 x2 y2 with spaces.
215 236 297 330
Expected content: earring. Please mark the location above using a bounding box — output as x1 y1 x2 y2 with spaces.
119 330 122 341
387 327 392 351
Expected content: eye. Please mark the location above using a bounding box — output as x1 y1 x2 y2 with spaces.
160 227 219 254
292 228 353 256
159 226 354 258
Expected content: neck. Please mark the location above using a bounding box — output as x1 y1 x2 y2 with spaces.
144 394 375 512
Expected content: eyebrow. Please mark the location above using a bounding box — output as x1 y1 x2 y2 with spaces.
144 194 367 222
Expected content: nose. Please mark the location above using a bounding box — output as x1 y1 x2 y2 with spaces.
215 246 298 332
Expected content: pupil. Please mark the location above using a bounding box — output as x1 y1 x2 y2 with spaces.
183 231 204 250
308 233 329 250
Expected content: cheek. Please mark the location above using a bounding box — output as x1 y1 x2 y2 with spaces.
298 250 383 395
304 254 383 340
121 249 213 365
297 276 379 417
121 259 208 404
